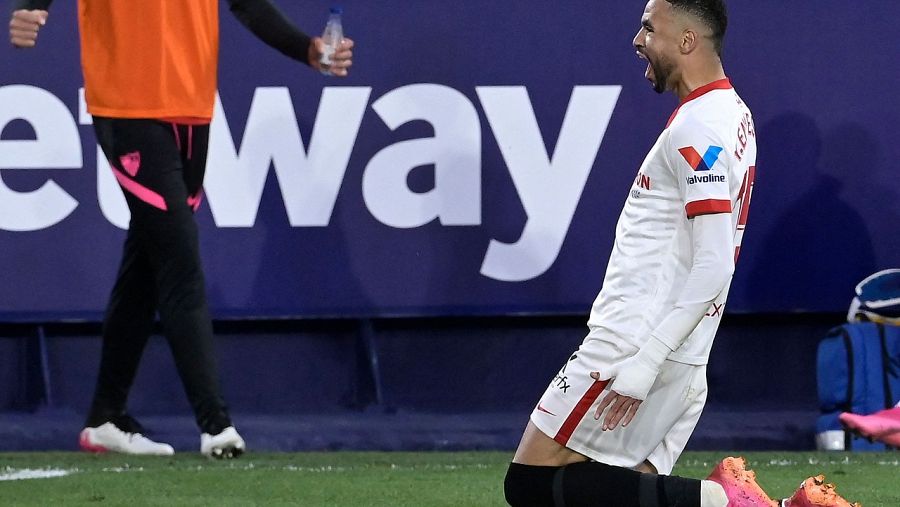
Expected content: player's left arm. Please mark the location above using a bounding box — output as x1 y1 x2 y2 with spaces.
595 121 735 431
226 0 353 76
594 213 734 430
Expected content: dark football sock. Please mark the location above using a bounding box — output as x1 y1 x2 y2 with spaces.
505 461 701 507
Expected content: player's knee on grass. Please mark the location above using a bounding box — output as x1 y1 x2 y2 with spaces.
504 463 557 506
505 461 702 507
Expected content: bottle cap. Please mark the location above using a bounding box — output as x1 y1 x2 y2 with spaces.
330 6 343 15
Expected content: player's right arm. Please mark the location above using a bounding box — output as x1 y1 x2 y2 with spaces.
9 0 52 48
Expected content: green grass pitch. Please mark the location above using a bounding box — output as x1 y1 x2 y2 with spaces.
0 452 897 506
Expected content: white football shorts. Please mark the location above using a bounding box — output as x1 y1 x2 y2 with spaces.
530 328 708 475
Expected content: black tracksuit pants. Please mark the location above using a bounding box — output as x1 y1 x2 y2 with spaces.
86 117 231 435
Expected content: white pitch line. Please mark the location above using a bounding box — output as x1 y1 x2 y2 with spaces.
0 468 71 481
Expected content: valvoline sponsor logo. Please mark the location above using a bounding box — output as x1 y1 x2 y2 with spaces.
678 145 723 171
680 145 726 184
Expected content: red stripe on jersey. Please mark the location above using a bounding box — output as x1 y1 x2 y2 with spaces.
553 379 610 446
685 199 731 218
667 78 733 128
737 166 756 227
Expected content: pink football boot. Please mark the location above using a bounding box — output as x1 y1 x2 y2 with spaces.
707 456 778 507
840 406 900 447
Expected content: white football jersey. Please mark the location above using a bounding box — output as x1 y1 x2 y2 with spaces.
588 78 757 365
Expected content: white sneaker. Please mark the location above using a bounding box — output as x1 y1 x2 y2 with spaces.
200 426 245 459
79 422 174 456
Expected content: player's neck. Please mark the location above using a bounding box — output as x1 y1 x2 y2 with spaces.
674 62 726 101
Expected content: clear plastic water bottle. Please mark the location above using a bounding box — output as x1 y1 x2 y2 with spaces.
319 6 343 76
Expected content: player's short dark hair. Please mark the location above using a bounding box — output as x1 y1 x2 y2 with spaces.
665 0 728 56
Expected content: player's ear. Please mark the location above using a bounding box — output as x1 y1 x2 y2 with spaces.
679 29 697 54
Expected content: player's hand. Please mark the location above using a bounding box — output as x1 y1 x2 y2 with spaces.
9 9 48 48
591 371 643 431
590 349 661 431
308 36 354 77
590 335 671 430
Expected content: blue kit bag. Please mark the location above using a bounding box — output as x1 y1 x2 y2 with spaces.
816 269 900 451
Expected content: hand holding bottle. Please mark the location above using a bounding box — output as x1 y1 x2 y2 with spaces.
309 7 354 77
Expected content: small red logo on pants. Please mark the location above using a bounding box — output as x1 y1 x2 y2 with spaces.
120 152 141 177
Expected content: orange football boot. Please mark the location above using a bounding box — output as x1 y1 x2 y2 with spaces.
782 475 861 507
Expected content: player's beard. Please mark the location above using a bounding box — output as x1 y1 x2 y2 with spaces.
647 53 676 94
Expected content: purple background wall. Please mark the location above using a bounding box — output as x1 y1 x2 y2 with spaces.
2 1 897 320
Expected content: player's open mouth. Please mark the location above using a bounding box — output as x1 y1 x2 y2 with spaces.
636 50 653 82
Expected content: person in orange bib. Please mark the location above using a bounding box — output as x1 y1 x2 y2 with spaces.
10 0 354 458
